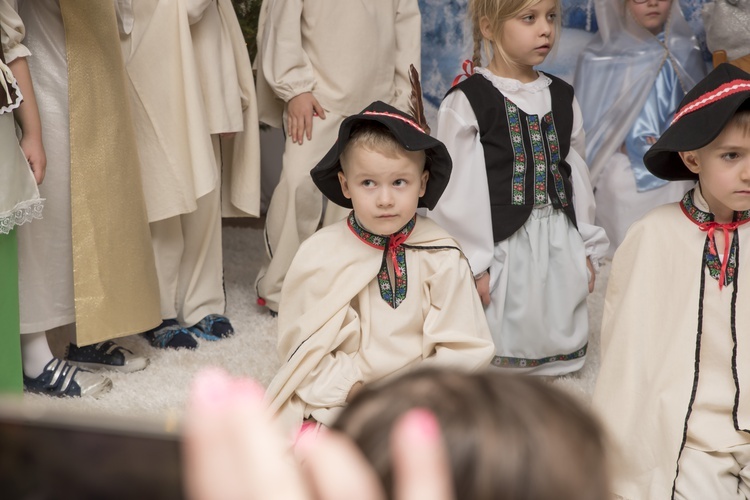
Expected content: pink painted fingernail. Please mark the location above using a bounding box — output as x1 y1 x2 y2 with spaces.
190 367 233 411
231 377 266 404
399 408 440 442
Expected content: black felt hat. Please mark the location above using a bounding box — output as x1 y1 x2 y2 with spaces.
644 63 750 181
310 101 452 210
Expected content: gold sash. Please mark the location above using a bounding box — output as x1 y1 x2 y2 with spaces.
60 0 160 345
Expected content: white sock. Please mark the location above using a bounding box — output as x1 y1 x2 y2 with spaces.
20 331 55 378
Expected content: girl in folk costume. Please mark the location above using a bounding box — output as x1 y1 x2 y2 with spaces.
573 0 706 254
428 0 608 375
15 0 162 396
0 0 43 393
593 63 750 500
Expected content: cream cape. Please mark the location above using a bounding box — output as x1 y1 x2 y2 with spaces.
190 0 260 217
266 215 495 431
592 190 750 499
120 0 217 222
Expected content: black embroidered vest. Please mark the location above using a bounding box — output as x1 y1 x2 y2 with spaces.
448 73 577 242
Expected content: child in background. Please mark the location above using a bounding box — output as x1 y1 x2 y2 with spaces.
593 64 750 499
265 102 495 432
574 0 705 254
15 0 159 396
429 0 608 375
119 0 258 347
254 0 421 314
0 0 44 393
334 368 609 500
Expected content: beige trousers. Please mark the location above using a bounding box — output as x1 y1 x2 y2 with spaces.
674 444 750 499
150 139 225 327
255 110 349 311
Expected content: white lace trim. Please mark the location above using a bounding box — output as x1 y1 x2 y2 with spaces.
0 198 44 234
0 59 23 115
475 67 551 94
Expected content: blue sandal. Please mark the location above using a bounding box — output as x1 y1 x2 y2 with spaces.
143 319 198 349
188 314 234 341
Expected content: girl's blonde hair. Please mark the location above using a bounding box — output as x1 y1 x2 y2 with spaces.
333 368 609 500
468 0 562 69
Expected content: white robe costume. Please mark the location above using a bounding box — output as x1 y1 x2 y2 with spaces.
593 188 750 499
266 214 495 431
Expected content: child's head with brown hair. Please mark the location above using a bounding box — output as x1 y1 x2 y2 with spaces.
311 101 452 235
468 0 562 74
332 368 609 500
645 64 750 222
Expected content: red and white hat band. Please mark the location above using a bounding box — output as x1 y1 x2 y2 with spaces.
672 79 750 125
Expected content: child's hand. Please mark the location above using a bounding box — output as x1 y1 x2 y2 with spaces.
20 134 47 185
475 271 490 307
586 257 595 293
287 92 326 145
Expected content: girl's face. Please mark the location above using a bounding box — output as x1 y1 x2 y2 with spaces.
483 0 558 80
627 0 672 35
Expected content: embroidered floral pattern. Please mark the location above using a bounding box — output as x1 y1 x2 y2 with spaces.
544 113 568 207
491 344 587 369
348 212 415 308
680 190 750 288
527 115 548 205
506 100 526 205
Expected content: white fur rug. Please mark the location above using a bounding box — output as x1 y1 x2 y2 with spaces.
20 220 611 422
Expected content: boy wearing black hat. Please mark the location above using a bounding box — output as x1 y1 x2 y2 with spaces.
265 102 495 432
592 64 750 499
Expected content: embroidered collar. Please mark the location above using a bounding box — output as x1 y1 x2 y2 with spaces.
475 67 551 94
680 189 750 289
348 212 416 308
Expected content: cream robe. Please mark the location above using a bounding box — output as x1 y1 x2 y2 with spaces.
190 0 260 218
16 0 160 345
266 215 495 431
256 0 420 127
592 189 750 499
119 0 217 222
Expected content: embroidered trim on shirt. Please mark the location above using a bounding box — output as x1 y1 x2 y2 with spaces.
506 100 526 205
544 113 568 207
528 115 547 205
347 212 416 308
680 190 750 288
491 344 587 369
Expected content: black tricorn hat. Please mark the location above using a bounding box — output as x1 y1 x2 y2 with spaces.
310 101 452 210
644 63 750 181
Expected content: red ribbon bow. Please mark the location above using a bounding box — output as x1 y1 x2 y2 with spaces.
452 59 475 87
388 232 408 278
698 221 742 289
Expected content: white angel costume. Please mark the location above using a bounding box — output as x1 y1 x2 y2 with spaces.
573 0 706 253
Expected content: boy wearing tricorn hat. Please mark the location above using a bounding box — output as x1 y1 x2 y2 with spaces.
592 64 750 499
265 101 494 432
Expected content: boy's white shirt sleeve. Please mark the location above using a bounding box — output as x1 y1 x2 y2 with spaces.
261 0 315 103
568 96 609 267
292 307 365 410
420 249 495 368
428 90 495 277
392 0 421 112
